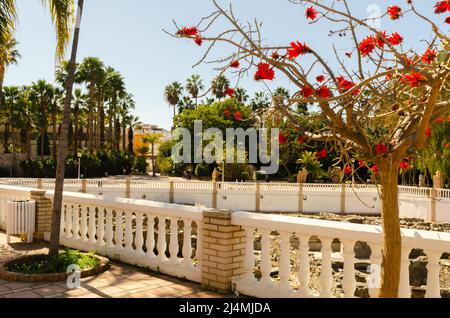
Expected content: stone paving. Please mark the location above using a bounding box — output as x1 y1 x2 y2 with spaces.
0 232 225 298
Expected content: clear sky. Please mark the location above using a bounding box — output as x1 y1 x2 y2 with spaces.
4 0 445 130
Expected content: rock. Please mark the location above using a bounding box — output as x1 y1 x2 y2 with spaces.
409 256 428 287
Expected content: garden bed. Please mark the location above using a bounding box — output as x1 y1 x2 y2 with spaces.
0 249 110 282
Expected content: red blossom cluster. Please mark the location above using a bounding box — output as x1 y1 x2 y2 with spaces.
301 86 314 98
434 1 450 14
225 87 235 97
370 165 379 175
426 127 432 138
344 165 352 175
234 111 242 121
375 143 388 156
254 63 275 81
316 86 331 98
315 149 328 159
387 5 402 20
279 133 288 145
421 48 438 64
177 26 202 46
316 75 325 83
399 161 410 170
336 76 359 95
403 71 426 87
297 135 307 145
306 6 318 21
359 32 404 56
230 60 240 68
287 41 311 60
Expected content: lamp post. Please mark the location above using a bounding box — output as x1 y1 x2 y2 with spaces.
77 152 82 179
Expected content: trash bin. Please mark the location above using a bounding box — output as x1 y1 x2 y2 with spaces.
5 200 36 244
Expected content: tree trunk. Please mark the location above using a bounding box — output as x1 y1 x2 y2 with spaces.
3 124 9 153
40 128 45 160
114 117 120 150
26 126 32 161
122 119 126 150
52 115 57 160
378 157 402 298
99 98 105 145
151 143 156 177
127 126 134 153
0 72 4 110
108 95 115 144
49 0 84 257
73 102 79 157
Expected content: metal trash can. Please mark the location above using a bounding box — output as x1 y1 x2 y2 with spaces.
5 200 36 244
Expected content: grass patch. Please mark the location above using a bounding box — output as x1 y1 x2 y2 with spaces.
6 249 100 274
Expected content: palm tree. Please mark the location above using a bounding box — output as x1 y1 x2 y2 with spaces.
0 35 20 109
234 87 249 103
29 80 54 160
1 86 20 154
119 93 135 150
78 57 105 151
250 91 270 112
0 0 73 106
211 75 230 101
104 67 125 144
164 82 183 119
49 0 84 257
127 115 141 153
49 87 64 159
185 74 204 108
71 88 85 156
273 87 290 103
143 133 163 177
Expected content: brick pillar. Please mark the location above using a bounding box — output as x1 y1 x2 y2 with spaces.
125 178 131 199
30 190 52 241
201 210 246 294
340 183 346 214
81 179 87 193
169 181 174 203
212 181 218 209
255 183 261 212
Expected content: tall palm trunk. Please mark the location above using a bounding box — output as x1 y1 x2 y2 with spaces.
0 64 5 110
87 90 94 152
40 127 46 160
25 126 32 161
3 123 9 153
121 119 126 150
114 116 120 150
108 94 115 144
49 0 84 257
73 102 79 157
52 114 57 160
378 157 402 298
99 97 105 145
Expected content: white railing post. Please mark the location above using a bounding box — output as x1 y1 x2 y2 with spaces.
342 239 356 298
124 211 134 253
399 247 411 298
104 209 114 249
319 237 333 298
146 215 156 259
134 213 145 256
72 205 80 240
114 211 124 252
242 227 256 283
97 208 105 247
425 250 442 298
259 228 273 288
297 234 311 297
277 231 292 293
368 243 382 298
169 216 181 264
80 206 88 242
88 206 97 244
157 217 168 261
182 219 193 267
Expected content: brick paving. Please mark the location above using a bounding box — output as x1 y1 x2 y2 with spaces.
0 232 226 298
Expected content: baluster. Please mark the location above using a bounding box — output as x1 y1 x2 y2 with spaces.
182 219 193 267
342 239 356 298
134 213 145 256
65 204 73 238
114 211 124 251
319 237 333 298
60 204 66 236
278 231 292 293
368 243 382 298
157 216 168 261
242 227 256 282
297 234 311 297
399 248 411 298
169 217 180 264
260 228 273 287
196 222 203 269
124 211 134 252
105 209 114 249
146 215 156 259
72 205 80 240
88 207 97 244
97 208 105 247
80 206 88 241
425 250 442 298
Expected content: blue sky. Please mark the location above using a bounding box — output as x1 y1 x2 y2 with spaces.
5 0 445 130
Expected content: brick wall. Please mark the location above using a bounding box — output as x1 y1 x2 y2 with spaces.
201 210 246 294
30 190 52 241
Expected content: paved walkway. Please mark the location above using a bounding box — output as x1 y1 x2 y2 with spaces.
0 233 225 298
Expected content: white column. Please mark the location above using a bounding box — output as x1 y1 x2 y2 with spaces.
134 213 145 256
114 211 124 251
341 239 356 298
123 211 134 253
425 250 442 298
277 231 292 293
399 247 411 298
368 243 382 298
88 206 97 244
97 208 105 247
104 209 114 249
65 204 73 238
145 214 156 259
157 216 168 261
319 237 333 298
243 227 256 283
72 205 80 240
80 206 88 242
169 217 180 264
259 228 273 288
60 204 66 236
182 219 193 267
297 234 311 297
195 221 203 269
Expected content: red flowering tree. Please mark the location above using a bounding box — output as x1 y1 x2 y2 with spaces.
169 0 450 297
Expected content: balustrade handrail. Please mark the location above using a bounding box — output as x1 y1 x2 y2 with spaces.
232 211 450 252
44 190 207 221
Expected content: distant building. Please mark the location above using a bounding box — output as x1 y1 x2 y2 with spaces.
133 124 171 173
